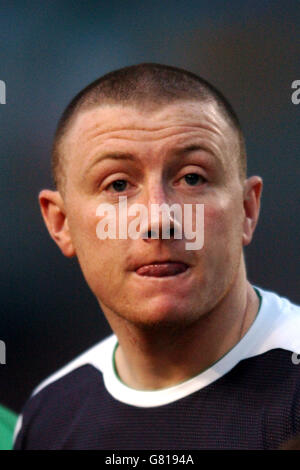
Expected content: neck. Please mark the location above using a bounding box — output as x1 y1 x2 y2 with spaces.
102 261 260 391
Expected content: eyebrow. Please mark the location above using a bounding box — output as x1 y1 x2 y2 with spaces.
175 144 224 169
82 144 222 179
83 152 137 178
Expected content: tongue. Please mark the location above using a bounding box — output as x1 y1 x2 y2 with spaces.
136 263 188 277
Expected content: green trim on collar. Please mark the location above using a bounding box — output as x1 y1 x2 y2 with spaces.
112 341 121 381
254 286 262 311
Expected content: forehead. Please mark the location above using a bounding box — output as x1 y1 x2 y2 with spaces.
67 100 231 140
62 100 239 175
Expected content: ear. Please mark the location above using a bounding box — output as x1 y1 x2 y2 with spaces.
38 189 75 257
242 176 263 246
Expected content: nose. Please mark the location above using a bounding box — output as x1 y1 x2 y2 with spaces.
138 180 180 242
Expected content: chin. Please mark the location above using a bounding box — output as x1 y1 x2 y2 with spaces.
122 297 202 329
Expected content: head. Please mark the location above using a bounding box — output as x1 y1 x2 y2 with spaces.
52 63 247 195
39 63 262 328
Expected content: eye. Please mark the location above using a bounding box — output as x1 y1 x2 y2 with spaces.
107 179 128 192
183 173 206 186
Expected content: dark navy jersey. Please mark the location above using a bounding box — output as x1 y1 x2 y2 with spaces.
13 287 300 450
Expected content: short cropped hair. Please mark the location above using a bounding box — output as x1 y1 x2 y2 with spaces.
52 63 246 193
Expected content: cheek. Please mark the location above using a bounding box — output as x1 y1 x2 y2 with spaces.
203 198 243 247
67 205 109 270
67 205 130 291
68 207 98 248
199 199 244 289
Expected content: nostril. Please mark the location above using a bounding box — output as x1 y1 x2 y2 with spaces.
144 227 175 239
148 230 156 238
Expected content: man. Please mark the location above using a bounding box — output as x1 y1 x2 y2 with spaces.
14 64 300 449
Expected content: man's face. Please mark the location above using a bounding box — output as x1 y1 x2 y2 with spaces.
61 100 247 327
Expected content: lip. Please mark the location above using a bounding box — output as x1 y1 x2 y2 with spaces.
135 261 190 277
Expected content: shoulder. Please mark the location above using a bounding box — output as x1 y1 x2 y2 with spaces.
13 334 117 448
253 286 300 356
32 333 117 396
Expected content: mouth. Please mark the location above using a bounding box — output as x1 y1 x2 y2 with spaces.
135 262 189 277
